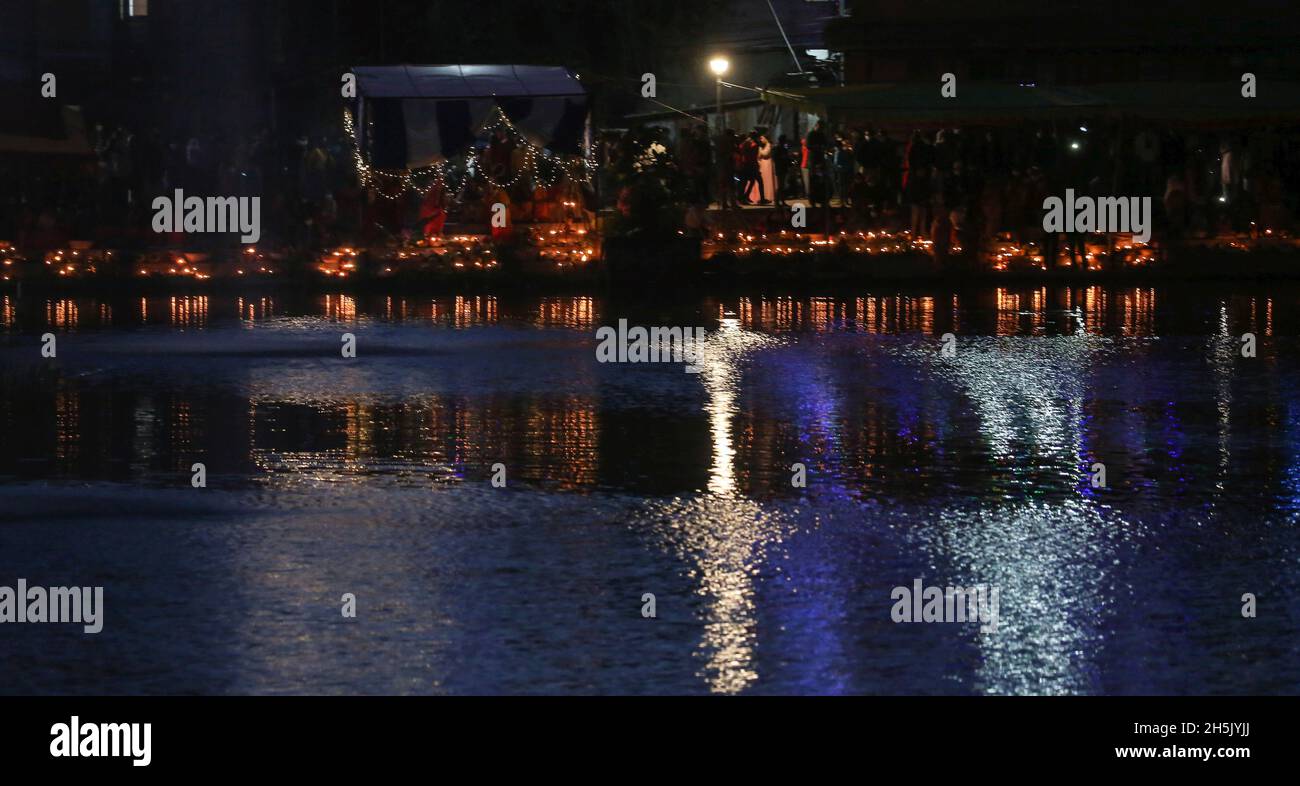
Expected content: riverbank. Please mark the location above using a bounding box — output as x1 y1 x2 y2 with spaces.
3 253 1299 296
3 232 1299 294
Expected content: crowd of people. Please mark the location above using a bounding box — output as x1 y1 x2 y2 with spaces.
8 115 1300 262
1 125 378 253
1 122 604 254
603 118 1300 258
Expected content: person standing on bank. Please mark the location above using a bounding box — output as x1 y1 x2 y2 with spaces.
748 130 775 205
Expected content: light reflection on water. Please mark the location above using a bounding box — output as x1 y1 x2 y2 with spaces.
0 286 1298 694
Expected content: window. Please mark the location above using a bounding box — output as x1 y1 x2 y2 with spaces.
121 0 148 18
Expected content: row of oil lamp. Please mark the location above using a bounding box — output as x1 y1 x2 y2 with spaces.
0 227 599 283
702 229 934 259
700 229 1166 269
0 243 278 281
990 237 1157 271
11 224 1273 282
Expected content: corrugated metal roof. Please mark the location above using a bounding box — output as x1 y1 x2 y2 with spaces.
352 65 585 99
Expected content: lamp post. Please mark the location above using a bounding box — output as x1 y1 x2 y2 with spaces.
709 56 729 134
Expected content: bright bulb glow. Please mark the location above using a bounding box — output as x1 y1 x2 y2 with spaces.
709 57 730 77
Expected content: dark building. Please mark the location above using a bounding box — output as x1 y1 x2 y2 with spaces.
626 0 848 143
0 0 332 139
827 0 1300 85
0 0 116 99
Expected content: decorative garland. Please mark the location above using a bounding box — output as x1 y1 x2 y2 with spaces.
343 105 596 200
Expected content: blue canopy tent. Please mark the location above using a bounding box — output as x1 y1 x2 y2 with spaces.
350 65 589 171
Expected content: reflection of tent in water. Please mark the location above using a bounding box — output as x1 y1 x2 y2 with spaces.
762 81 1300 127
350 65 589 170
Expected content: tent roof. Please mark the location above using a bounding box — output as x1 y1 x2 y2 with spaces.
763 82 1104 125
764 81 1300 126
352 65 585 99
1082 82 1300 124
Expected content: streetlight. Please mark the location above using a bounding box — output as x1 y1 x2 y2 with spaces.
709 56 729 133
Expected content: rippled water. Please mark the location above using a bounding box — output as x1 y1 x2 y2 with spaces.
1 286 1297 694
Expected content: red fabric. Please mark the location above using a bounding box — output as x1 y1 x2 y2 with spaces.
419 186 447 238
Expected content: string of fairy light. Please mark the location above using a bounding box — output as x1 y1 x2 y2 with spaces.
344 106 597 200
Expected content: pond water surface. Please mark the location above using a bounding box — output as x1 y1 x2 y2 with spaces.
1 285 1297 694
